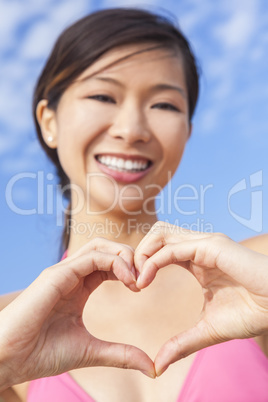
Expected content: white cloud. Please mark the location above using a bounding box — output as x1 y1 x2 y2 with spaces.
0 0 93 160
0 2 28 50
0 0 56 53
0 134 20 155
0 137 43 175
102 0 157 8
0 71 33 133
1 153 32 175
213 0 258 50
19 0 91 60
19 19 62 60
174 1 213 34
50 0 91 23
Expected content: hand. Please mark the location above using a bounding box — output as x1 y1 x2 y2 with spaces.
135 222 268 376
0 238 155 390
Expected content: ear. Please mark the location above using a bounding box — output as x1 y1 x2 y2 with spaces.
36 99 58 149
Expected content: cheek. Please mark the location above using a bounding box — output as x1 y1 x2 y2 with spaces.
53 107 101 185
58 102 105 144
152 114 189 157
55 102 112 178
150 116 189 187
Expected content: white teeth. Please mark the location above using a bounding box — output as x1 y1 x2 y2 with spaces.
125 160 133 170
110 157 117 167
106 156 112 165
133 161 139 170
97 155 150 172
117 159 125 169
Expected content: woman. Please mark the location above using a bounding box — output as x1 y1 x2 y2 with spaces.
1 8 267 401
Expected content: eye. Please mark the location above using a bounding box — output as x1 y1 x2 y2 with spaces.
152 103 180 112
87 94 116 103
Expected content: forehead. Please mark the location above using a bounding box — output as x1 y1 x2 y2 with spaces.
76 43 185 84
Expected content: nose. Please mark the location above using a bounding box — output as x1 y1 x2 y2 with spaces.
108 100 151 144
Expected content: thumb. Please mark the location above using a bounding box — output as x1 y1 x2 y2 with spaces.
154 322 215 377
87 336 156 379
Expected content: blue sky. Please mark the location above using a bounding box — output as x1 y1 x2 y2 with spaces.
1 0 268 293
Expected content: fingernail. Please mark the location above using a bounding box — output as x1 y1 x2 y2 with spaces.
156 365 169 377
141 370 156 379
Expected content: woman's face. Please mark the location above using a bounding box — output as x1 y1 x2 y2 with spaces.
38 44 192 215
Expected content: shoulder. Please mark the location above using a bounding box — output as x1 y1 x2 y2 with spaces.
240 234 268 255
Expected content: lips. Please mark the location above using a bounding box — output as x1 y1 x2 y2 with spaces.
94 153 153 183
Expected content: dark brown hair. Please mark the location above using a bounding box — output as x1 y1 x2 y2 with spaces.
32 7 200 252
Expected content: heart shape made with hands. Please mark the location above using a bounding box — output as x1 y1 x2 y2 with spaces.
68 224 237 378
5 226 262 386
88 224 250 378
77 224 268 380
82 229 205 378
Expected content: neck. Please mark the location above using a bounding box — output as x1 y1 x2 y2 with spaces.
67 208 158 255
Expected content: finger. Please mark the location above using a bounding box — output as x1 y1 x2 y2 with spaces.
154 322 214 377
135 222 205 273
83 267 139 295
66 251 139 294
3 251 139 331
136 241 195 289
134 222 168 273
64 237 136 278
137 235 268 294
88 336 155 378
30 251 138 311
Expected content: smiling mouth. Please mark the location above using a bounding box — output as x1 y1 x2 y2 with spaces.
95 154 152 173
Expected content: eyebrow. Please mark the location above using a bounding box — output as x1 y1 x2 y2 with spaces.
79 75 186 99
